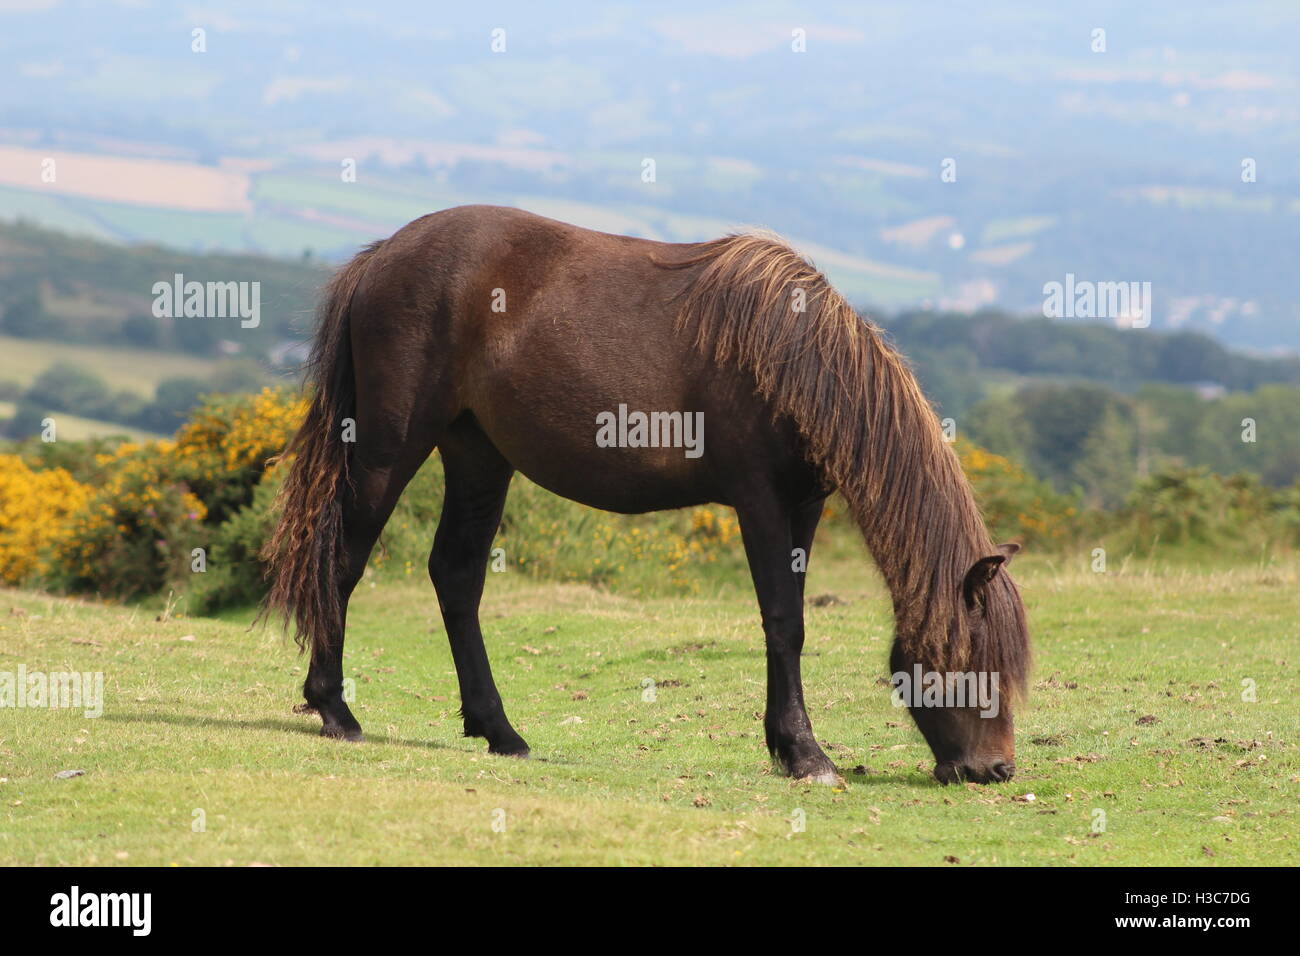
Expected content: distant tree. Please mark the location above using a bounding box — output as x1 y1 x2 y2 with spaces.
1195 386 1300 488
4 400 48 439
120 315 161 348
106 390 148 425
1135 384 1204 463
1 287 45 338
137 377 207 433
25 362 110 415
208 358 268 394
172 315 222 355
904 344 985 420
966 393 1032 463
1015 383 1123 489
885 310 1300 392
1154 332 1228 384
1076 404 1137 508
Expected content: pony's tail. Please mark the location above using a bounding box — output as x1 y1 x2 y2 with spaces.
258 240 383 657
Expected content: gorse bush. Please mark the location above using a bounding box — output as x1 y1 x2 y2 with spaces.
1 388 1295 613
54 388 304 600
492 484 744 594
13 434 129 485
0 383 748 611
0 388 303 600
55 440 208 598
0 454 92 585
955 441 1083 547
167 388 307 525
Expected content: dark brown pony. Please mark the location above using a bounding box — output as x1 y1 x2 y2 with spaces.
261 205 1029 785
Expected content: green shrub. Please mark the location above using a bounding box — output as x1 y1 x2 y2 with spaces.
188 471 282 614
1115 466 1285 556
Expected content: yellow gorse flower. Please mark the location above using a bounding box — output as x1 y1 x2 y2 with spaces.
0 455 93 584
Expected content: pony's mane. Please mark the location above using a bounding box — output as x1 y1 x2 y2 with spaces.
666 233 1028 696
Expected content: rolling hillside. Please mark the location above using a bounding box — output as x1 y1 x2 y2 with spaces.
2 1 1299 350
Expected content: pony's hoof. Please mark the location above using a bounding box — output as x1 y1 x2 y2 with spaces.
489 741 531 758
321 725 364 742
777 745 841 784
796 768 844 786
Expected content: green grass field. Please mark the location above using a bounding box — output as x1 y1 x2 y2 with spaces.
1 550 1296 866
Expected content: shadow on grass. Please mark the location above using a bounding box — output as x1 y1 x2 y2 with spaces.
101 710 462 752
840 768 943 788
100 710 573 765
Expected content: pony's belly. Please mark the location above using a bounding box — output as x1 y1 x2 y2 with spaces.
491 430 722 514
467 355 728 513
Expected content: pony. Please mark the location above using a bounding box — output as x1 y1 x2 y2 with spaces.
261 205 1029 784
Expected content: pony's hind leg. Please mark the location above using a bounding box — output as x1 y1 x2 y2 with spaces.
274 243 454 743
304 433 435 740
429 426 529 756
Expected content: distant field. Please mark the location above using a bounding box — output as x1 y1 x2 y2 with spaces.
981 215 1058 244
0 335 217 396
2 552 1294 866
53 412 160 442
1 144 950 306
4 405 163 442
0 400 162 441
253 172 439 230
0 146 250 213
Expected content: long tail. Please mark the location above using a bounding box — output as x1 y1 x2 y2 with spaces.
258 240 384 656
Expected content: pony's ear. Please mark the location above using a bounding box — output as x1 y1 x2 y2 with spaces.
962 554 1006 608
997 542 1021 564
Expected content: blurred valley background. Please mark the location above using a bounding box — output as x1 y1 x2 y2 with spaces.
1 0 1299 553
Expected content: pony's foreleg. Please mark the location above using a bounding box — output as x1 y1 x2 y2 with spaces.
791 496 825 606
305 438 433 740
429 436 529 757
735 490 839 783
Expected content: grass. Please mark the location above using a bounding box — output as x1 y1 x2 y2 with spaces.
0 550 1296 866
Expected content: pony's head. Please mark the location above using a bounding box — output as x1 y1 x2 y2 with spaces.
889 543 1029 785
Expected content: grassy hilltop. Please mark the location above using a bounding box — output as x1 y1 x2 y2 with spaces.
3 551 1295 866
